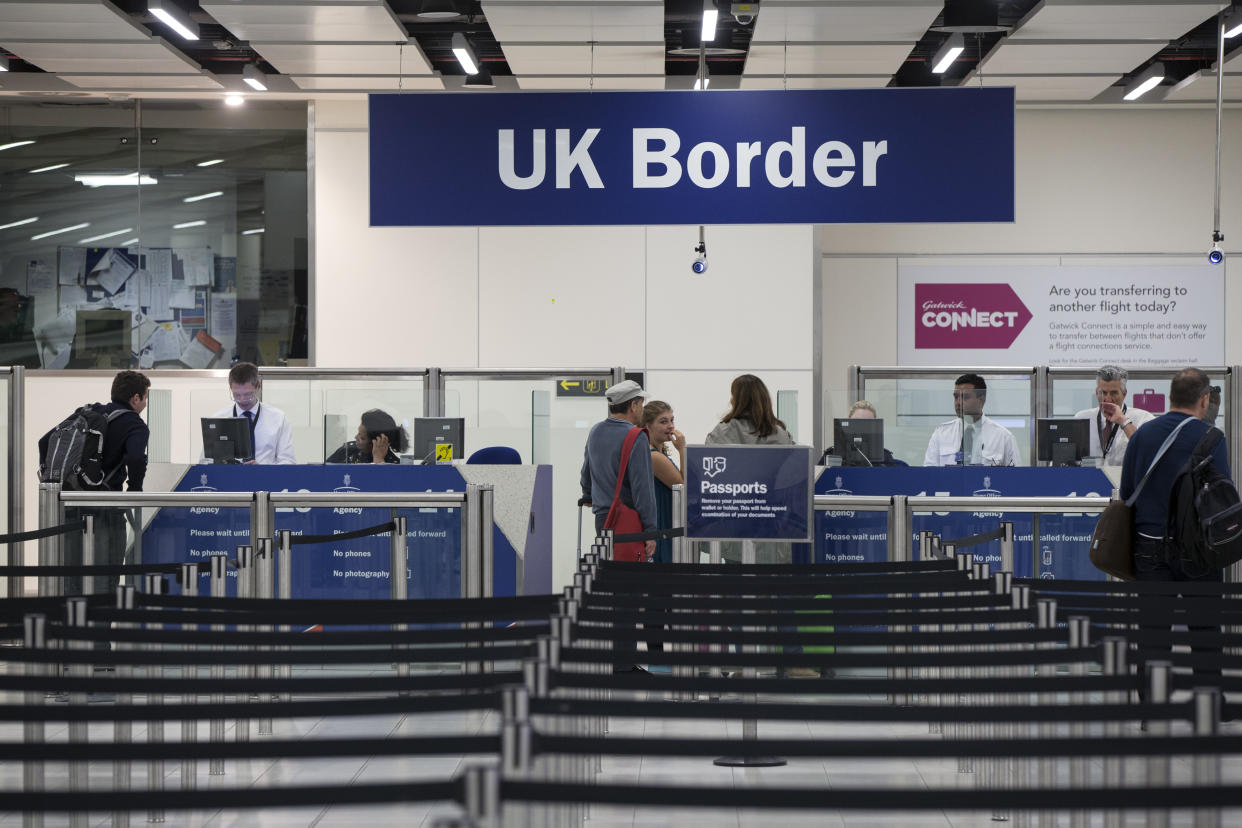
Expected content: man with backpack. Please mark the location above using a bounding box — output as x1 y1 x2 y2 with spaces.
38 370 151 597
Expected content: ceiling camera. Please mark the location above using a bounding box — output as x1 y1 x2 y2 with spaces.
731 2 758 25
692 242 708 274
1209 242 1224 265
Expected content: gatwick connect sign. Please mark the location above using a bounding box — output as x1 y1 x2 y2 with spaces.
369 88 1014 227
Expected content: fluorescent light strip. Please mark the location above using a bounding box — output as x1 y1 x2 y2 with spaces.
0 140 36 152
184 191 223 203
0 217 38 231
243 64 268 91
243 77 267 91
148 0 199 41
0 55 9 72
32 222 89 241
933 47 964 73
1123 75 1163 101
30 163 69 173
225 95 244 107
197 159 224 167
121 239 139 247
701 3 718 42
79 228 133 243
451 33 479 75
693 77 710 90
1226 20 1242 38
242 228 265 235
75 173 157 187
173 220 206 229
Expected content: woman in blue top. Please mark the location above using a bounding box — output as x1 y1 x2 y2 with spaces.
642 400 686 564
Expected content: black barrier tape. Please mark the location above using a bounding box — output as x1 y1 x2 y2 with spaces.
44 622 550 648
556 646 1100 671
3 643 537 667
290 521 396 546
0 671 523 695
941 526 1008 549
573 626 1067 648
137 592 559 613
575 607 1033 628
94 606 553 626
0 562 204 576
589 593 1006 612
598 559 959 574
0 519 85 545
1017 577 1242 595
612 527 684 543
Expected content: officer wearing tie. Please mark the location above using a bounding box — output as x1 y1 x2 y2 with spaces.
1074 365 1154 466
923 373 1020 467
203 362 296 464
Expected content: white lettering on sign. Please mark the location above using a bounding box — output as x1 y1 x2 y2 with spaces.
920 307 1021 331
499 127 889 191
701 480 769 495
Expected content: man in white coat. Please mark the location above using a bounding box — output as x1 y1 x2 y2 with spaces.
1073 365 1153 466
204 362 296 464
924 373 1020 467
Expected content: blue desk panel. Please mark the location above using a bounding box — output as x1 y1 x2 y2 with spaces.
814 467 1112 580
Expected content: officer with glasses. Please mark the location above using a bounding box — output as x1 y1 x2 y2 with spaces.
202 361 296 464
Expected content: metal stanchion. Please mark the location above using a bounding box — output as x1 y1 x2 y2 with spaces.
235 545 254 748
112 586 135 827
1067 616 1090 828
1101 636 1127 828
66 597 90 828
461 763 501 828
480 485 494 599
22 613 47 828
1000 522 1015 577
464 484 482 600
1146 661 1172 828
276 531 293 705
1193 686 1221 828
890 496 910 707
1035 598 1056 828
179 563 200 790
255 537 274 736
82 514 94 595
1012 584 1031 828
208 555 228 777
143 573 166 824
391 515 410 682
37 483 60 598
990 571 1013 824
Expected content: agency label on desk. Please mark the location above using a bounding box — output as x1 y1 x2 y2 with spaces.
686 445 813 541
369 88 1014 226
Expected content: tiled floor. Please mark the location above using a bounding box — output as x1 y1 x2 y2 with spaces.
4 665 1242 827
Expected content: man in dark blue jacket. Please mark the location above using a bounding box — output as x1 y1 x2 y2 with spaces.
39 370 150 597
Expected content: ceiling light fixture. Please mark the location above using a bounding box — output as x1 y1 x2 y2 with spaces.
197 159 224 167
121 238 140 247
173 220 206 229
29 163 69 173
933 0 1009 33
416 0 460 19
1226 16 1242 39
702 0 718 43
242 228 265 235
184 191 223 203
75 173 157 187
451 32 480 75
242 64 268 91
1123 62 1165 101
0 55 9 72
932 32 965 74
224 94 244 107
148 0 199 41
0 217 38 231
465 67 496 89
79 228 133 244
31 223 90 241
0 140 35 152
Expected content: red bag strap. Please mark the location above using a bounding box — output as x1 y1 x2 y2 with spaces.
609 427 645 510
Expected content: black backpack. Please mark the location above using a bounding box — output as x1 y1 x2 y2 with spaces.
1166 427 1242 574
38 405 127 491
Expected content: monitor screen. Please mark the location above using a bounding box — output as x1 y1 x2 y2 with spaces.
1036 418 1090 466
202 417 254 464
412 417 465 464
833 418 884 467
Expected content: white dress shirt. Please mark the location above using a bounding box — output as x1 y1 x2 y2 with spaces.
203 402 296 465
923 415 1020 467
1073 405 1154 466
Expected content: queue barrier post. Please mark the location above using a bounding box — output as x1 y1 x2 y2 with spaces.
1101 636 1127 828
235 545 255 747
480 485 495 599
142 573 167 825
179 563 200 788
208 555 228 776
1000 522 1015 577
1035 598 1057 828
1068 616 1090 828
390 515 410 682
22 613 47 828
113 585 135 828
1146 661 1173 828
889 495 910 707
63 597 89 828
82 514 94 595
255 537 274 736
1193 686 1222 828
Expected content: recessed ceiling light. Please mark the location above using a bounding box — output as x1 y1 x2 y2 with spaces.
173 220 206 229
121 238 140 247
79 228 134 243
29 163 69 173
31 222 90 241
197 159 224 167
225 94 244 107
242 64 268 92
184 191 223 203
417 0 460 19
1123 62 1165 101
0 56 9 72
0 217 38 231
0 140 36 152
148 0 199 41
242 228 265 235
451 32 480 75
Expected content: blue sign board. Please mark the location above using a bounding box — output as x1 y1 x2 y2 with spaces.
369 88 1015 227
814 467 1111 580
686 445 814 541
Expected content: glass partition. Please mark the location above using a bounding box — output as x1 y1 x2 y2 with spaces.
1050 366 1231 435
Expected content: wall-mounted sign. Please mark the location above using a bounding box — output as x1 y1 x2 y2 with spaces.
370 88 1015 227
685 444 814 542
555 378 608 397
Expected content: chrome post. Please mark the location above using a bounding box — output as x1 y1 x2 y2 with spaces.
1000 521 1015 576
465 484 482 600
276 530 293 703
255 537 274 736
889 495 910 707
113 586 135 828
1146 661 1173 828
252 490 272 553
234 546 254 747
991 571 1013 824
670 484 685 563
208 555 228 776
1068 616 1090 828
1012 584 1031 828
143 573 166 824
390 515 410 682
7 365 24 600
480 485 495 599
178 564 199 790
82 514 94 594
66 597 89 828
1192 686 1221 828
37 483 60 597
1101 636 1127 828
1035 598 1057 828
22 613 47 828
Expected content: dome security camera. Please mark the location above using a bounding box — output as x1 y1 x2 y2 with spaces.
692 242 708 274
731 2 758 25
1209 242 1224 265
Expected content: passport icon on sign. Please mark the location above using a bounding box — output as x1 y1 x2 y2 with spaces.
702 457 727 478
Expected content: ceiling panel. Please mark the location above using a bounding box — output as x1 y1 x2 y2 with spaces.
750 0 943 42
745 43 913 75
199 1 405 43
0 0 150 41
60 73 225 90
971 73 1122 100
512 75 665 90
740 75 894 89
290 75 444 90
980 41 1165 74
482 0 663 42
2 39 202 75
255 42 432 76
503 43 665 75
1010 0 1227 41
1162 70 1242 101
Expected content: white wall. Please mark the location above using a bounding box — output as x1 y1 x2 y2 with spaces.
820 107 1242 424
312 101 817 588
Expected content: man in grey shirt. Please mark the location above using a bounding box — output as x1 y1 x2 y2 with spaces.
580 379 657 561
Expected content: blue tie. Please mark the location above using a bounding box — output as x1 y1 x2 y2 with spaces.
244 409 256 444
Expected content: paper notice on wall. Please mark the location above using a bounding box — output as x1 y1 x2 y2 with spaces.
149 282 174 321
59 283 89 309
183 248 213 287
143 322 184 363
58 247 86 285
180 329 222 369
138 349 155 370
34 309 76 369
897 262 1225 367
26 260 55 295
146 249 173 286
89 248 136 295
209 292 237 341
169 287 197 309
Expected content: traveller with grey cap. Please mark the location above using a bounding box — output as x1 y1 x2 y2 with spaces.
580 380 657 560
1074 365 1154 466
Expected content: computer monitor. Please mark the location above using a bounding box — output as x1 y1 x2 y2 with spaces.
201 417 254 464
1037 418 1090 466
412 417 465 464
833 418 884 467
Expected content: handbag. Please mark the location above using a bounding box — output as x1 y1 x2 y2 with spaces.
1089 417 1192 580
603 426 648 562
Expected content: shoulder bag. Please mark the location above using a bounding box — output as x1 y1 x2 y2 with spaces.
603 426 648 562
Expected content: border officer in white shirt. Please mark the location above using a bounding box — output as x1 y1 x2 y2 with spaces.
1073 365 1154 466
204 362 296 465
924 373 1020 467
